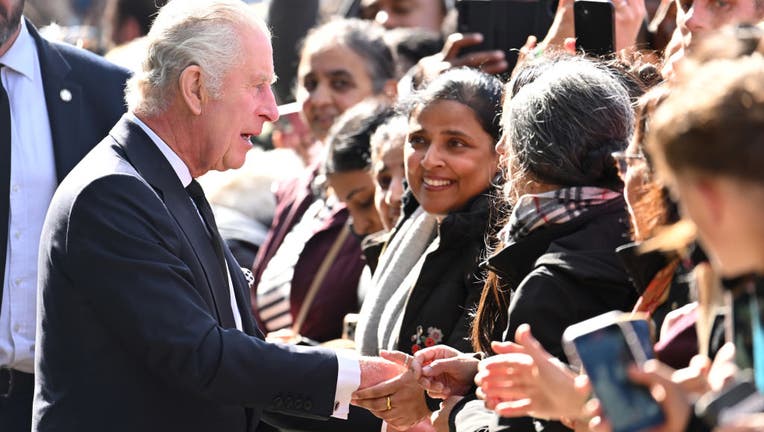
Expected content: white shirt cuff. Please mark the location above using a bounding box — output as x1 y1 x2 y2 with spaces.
331 349 360 419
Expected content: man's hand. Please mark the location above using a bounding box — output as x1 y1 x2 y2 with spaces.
359 356 407 390
352 366 431 429
414 345 479 399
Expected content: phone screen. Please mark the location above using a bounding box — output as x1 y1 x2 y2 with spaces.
730 279 764 392
574 0 615 56
456 0 555 71
573 323 665 432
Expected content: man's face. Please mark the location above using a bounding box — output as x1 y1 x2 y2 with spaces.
0 0 23 49
199 24 278 174
364 0 444 32
676 0 760 45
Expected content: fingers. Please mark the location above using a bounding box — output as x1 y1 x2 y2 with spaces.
414 345 460 366
381 350 419 378
450 51 506 71
442 33 484 59
490 340 526 355
493 398 534 418
353 395 391 412
354 374 403 400
421 357 461 378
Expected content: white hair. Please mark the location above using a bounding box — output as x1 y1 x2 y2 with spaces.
125 0 270 116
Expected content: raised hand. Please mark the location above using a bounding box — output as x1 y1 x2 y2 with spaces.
413 32 508 86
414 345 479 399
476 324 588 420
589 360 691 432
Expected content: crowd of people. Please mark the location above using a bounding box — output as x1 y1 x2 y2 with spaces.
1 0 764 431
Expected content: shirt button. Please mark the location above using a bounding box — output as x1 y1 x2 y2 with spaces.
11 185 19 193
14 278 22 286
13 323 20 332
13 231 20 239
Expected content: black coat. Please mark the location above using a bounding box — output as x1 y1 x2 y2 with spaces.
451 196 638 432
393 189 492 355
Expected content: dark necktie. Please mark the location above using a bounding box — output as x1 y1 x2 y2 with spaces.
0 65 10 310
186 179 236 328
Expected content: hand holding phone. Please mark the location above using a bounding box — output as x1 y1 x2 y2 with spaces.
563 311 665 432
574 0 615 56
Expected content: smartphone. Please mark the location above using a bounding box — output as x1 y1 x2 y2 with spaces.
574 0 615 56
563 312 665 432
456 0 556 71
728 277 764 393
696 374 764 428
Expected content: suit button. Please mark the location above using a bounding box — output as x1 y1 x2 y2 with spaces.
305 400 312 411
273 396 283 408
333 401 339 412
285 396 293 409
295 399 303 410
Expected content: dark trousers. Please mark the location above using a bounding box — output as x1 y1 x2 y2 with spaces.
0 369 34 432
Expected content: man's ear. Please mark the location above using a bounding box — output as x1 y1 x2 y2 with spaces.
179 65 204 115
694 178 725 224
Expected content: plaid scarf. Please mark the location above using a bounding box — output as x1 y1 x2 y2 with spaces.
503 186 621 243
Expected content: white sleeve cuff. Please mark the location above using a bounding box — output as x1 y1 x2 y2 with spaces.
331 349 360 419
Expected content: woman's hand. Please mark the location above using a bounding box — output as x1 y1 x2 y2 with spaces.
430 396 464 432
352 355 431 430
475 324 589 420
588 360 691 432
414 345 479 399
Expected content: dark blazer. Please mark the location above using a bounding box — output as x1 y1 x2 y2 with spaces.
27 19 130 183
34 118 340 432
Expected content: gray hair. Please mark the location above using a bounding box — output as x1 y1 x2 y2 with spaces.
504 56 633 192
125 0 270 116
370 114 408 166
301 18 395 93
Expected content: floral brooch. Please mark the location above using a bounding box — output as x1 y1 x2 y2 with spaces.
410 325 443 353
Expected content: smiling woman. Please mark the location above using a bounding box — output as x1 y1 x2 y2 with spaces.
351 67 503 429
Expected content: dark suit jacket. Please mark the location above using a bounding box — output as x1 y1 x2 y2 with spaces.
27 19 130 183
35 118 340 432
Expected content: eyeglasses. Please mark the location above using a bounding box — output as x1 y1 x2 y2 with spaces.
611 151 646 177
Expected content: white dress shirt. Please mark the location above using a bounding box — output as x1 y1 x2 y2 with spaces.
0 18 56 374
128 113 360 418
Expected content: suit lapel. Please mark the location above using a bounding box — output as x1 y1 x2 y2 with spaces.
111 118 233 326
27 20 84 183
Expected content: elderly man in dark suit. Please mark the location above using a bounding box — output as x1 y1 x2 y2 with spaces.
0 1 130 431
34 1 405 431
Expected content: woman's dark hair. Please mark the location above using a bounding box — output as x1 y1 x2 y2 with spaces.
472 56 634 354
400 67 503 143
504 56 633 193
300 18 396 93
323 99 395 174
